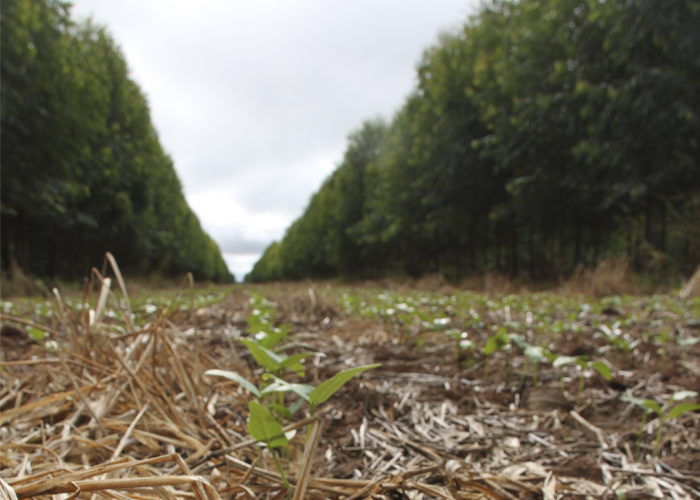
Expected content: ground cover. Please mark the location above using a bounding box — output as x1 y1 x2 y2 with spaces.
1 270 699 500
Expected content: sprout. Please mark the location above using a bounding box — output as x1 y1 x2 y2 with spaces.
621 390 700 456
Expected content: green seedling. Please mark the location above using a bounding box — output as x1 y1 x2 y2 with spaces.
446 330 474 366
523 345 547 387
247 400 294 491
207 363 380 496
246 293 293 349
597 323 632 352
206 363 381 421
482 328 510 380
307 364 381 415
621 390 700 456
509 334 550 386
241 339 314 377
552 355 611 404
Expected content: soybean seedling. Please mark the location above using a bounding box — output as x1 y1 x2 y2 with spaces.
446 330 474 367
552 355 611 404
206 363 380 495
621 390 700 456
482 328 510 380
510 334 549 386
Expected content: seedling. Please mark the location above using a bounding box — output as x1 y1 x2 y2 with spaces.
446 330 474 366
621 390 700 456
509 334 550 386
552 355 611 404
597 322 633 352
482 328 510 380
206 363 380 496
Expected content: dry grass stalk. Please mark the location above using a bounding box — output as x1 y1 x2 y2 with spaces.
680 265 700 299
563 256 636 296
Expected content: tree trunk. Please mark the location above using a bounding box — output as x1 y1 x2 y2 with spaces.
528 225 534 277
574 214 581 266
20 211 29 273
594 211 601 265
51 225 61 279
483 219 490 272
644 194 651 245
434 244 441 274
692 192 699 270
469 222 476 273
558 210 565 277
454 239 461 281
508 211 517 278
1 215 12 280
660 201 667 271
495 226 502 273
627 219 635 269
693 144 700 269
660 202 667 253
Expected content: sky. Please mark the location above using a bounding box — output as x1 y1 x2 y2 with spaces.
69 1 477 281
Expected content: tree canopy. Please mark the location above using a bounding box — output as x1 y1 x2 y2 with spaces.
1 0 233 283
248 0 700 283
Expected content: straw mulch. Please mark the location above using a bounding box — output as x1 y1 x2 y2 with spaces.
1 271 700 499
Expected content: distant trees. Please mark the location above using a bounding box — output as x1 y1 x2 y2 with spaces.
1 0 232 282
248 0 700 283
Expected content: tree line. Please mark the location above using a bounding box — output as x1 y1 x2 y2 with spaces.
247 0 700 283
1 0 233 283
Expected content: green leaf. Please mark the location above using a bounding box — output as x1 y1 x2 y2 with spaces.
309 364 381 407
662 403 700 422
258 329 289 349
247 401 288 448
260 375 314 401
269 403 292 420
543 350 557 363
28 327 45 341
591 360 611 381
277 352 315 376
483 333 508 354
643 399 662 415
205 369 261 398
288 398 306 415
241 339 283 372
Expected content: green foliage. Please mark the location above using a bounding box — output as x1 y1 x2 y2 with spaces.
622 390 700 454
0 0 232 284
249 0 700 284
240 339 309 377
205 293 381 486
553 354 611 401
204 369 261 398
247 401 289 449
309 364 382 411
483 328 510 355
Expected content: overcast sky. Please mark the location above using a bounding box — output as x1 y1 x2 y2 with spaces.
69 1 476 280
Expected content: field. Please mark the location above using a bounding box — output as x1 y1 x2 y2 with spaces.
1 270 700 500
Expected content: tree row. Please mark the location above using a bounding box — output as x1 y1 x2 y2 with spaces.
1 0 233 283
248 0 700 283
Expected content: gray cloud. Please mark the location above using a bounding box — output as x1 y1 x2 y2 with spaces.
69 0 476 273
214 234 271 255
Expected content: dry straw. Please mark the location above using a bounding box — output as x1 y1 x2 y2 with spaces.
1 254 699 500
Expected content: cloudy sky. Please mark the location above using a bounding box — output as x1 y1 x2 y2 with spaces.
69 1 476 280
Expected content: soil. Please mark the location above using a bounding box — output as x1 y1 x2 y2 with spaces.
1 284 699 500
